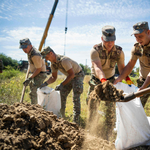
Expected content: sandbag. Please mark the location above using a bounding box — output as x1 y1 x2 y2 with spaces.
37 86 61 117
114 82 150 150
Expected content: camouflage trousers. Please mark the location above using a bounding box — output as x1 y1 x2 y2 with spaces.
60 70 84 124
29 73 47 104
87 75 116 140
137 77 150 108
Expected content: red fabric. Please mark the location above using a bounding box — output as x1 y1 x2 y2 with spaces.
101 78 107 83
126 76 131 81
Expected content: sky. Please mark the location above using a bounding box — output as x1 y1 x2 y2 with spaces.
0 0 150 68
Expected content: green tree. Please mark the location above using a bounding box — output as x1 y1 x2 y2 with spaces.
79 64 91 75
0 53 18 69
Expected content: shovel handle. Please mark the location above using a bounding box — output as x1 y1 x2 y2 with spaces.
122 87 150 102
20 67 30 103
134 87 150 97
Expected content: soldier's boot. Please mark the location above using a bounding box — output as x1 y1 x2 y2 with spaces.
73 115 80 125
60 108 65 119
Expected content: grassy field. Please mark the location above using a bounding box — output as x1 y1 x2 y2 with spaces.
0 70 150 128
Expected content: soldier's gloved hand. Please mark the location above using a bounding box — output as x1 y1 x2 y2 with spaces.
40 82 48 89
100 78 107 83
55 83 63 91
23 77 32 86
126 76 134 87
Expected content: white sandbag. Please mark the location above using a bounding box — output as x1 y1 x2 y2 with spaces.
37 86 61 117
114 82 150 150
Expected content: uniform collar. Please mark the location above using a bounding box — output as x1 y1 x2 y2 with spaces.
28 47 34 56
102 42 116 52
55 54 61 63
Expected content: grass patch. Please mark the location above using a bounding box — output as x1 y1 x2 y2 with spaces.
1 72 150 128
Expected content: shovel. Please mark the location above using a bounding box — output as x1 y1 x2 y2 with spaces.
20 67 30 103
120 87 150 102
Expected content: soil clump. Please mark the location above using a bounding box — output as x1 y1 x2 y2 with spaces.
0 102 150 150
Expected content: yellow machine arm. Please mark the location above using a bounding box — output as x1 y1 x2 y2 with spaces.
38 0 59 51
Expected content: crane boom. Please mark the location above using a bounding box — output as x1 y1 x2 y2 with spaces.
38 0 59 51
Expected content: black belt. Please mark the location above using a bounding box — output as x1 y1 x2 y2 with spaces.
92 75 114 82
78 70 82 74
30 71 46 74
40 71 47 73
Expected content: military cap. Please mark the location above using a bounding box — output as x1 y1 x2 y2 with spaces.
41 46 54 58
132 21 149 35
102 25 116 41
19 38 31 49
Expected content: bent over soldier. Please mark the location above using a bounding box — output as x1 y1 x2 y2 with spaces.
40 46 84 125
87 25 132 140
114 21 150 108
19 38 47 104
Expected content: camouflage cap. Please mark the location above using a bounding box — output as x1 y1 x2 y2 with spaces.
102 25 116 41
132 21 149 35
41 46 54 58
19 38 31 49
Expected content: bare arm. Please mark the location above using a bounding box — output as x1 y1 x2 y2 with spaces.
92 60 106 80
61 68 75 86
139 72 150 90
30 67 41 78
46 72 57 84
117 63 125 75
114 59 137 84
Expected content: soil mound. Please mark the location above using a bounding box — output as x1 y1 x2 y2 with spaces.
1 102 149 150
0 103 83 150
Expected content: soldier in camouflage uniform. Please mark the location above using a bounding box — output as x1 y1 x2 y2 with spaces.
0 59 3 73
87 25 131 140
40 46 84 125
19 38 47 104
114 21 150 108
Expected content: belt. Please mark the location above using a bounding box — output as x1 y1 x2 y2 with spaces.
92 75 115 82
78 70 82 74
30 71 46 74
40 71 47 73
139 76 146 81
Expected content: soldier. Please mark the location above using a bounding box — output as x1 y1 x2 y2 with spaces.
114 21 150 108
40 46 84 125
19 38 47 104
87 25 132 140
0 59 3 73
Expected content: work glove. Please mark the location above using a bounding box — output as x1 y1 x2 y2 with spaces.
55 83 63 91
23 77 32 86
126 76 134 87
100 78 107 83
40 82 48 89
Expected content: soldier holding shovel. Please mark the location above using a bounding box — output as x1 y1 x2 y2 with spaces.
19 38 47 104
114 21 150 108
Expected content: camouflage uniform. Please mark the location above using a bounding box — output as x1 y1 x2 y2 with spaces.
131 42 150 107
28 47 47 104
0 59 3 73
51 54 84 124
88 43 123 140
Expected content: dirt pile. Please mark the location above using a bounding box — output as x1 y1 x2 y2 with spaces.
91 80 124 102
1 102 149 150
0 103 84 150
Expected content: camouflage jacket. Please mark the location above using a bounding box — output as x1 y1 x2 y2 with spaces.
93 43 122 68
28 47 41 65
52 54 66 73
134 42 150 58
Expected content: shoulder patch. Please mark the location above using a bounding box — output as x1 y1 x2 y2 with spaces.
115 45 122 51
134 42 139 47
